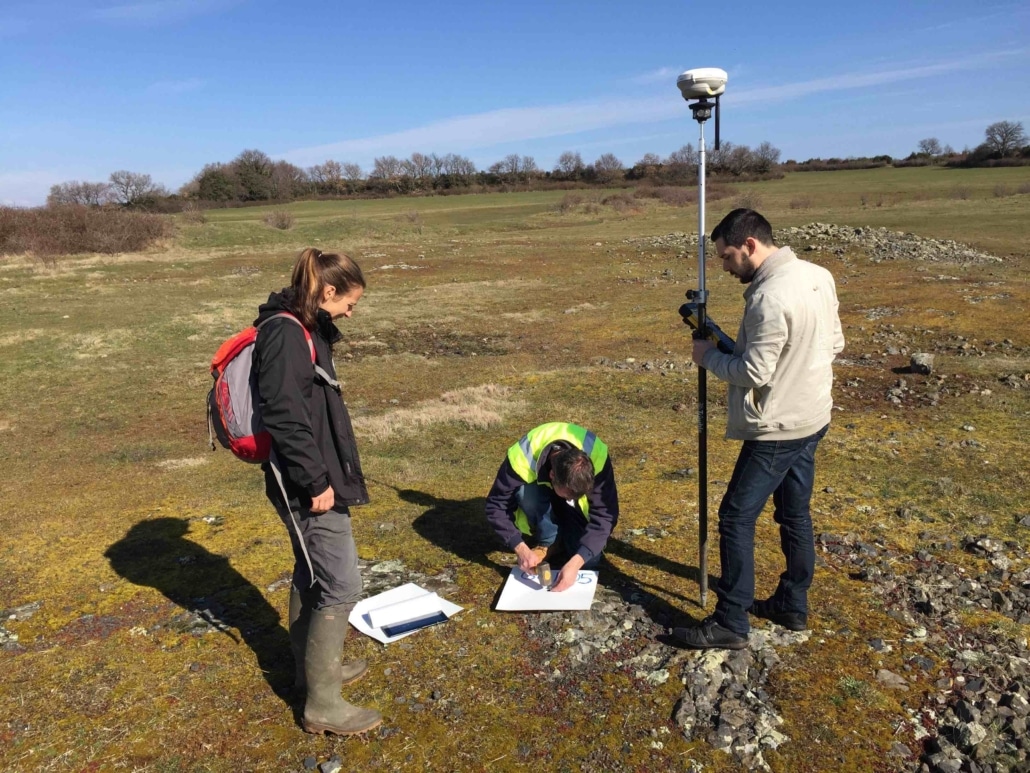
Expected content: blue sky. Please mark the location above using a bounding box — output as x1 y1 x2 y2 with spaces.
1 0 1028 205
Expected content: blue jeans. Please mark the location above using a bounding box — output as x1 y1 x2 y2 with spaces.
516 483 601 569
713 425 828 635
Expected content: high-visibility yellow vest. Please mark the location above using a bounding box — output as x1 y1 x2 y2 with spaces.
506 422 608 536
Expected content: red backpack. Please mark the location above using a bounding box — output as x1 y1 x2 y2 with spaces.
206 312 315 462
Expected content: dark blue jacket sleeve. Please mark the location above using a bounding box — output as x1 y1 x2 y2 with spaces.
484 458 528 551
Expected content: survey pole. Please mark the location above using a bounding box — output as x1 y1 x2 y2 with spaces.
676 68 726 607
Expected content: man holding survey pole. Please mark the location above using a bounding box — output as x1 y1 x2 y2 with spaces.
674 209 845 650
485 422 619 592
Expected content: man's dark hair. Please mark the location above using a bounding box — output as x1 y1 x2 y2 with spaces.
552 448 594 498
711 208 774 248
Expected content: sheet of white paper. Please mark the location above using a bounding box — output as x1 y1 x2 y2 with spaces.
350 583 463 644
367 592 441 629
494 566 599 611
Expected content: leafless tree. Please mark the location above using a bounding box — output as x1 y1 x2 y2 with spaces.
593 153 624 183
341 163 363 181
636 153 661 167
47 180 113 207
403 152 434 184
370 155 402 179
706 141 732 172
753 142 781 173
500 154 522 178
917 137 943 156
308 160 342 190
497 154 537 182
984 121 1027 156
429 153 446 178
555 151 585 178
109 171 165 207
442 154 476 183
269 161 307 199
665 144 696 167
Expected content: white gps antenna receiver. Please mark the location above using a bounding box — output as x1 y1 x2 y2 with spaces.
676 67 727 99
677 67 727 147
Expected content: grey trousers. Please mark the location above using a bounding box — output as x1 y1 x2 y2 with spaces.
269 497 362 609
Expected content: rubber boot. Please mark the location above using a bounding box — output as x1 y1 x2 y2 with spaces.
302 603 382 736
289 586 368 693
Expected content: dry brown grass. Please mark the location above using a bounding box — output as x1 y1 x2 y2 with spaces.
353 383 521 442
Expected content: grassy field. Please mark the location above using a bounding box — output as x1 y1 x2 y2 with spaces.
1 165 1029 772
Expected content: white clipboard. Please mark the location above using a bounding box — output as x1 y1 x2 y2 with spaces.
349 583 463 644
495 565 599 611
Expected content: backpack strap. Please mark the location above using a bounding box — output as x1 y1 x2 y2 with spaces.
269 448 317 588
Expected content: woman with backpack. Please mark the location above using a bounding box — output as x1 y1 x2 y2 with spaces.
252 247 381 736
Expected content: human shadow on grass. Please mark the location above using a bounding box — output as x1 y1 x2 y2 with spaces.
401 489 511 583
104 517 293 702
402 487 712 629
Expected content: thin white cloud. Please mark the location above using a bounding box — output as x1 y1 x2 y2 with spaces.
280 98 684 166
91 0 242 24
730 49 1026 104
146 77 206 94
282 49 1026 166
623 67 683 86
0 170 64 207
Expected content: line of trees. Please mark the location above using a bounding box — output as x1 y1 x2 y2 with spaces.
47 171 170 208
905 121 1028 167
44 141 785 211
42 119 1027 212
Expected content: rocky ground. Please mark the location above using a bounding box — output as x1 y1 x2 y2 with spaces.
5 537 1028 771
624 223 1005 265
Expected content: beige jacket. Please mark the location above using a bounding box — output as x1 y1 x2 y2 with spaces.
701 246 845 441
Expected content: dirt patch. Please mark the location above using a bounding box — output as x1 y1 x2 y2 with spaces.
342 327 511 361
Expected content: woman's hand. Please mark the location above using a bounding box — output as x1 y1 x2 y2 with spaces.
310 486 335 513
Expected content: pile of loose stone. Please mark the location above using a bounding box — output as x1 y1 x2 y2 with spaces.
623 224 1004 266
779 224 1004 265
670 629 808 771
522 582 808 771
817 532 1030 772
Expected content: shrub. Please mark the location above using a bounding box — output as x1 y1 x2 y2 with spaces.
1019 182 1030 195
180 202 207 224
0 205 170 260
556 193 584 213
789 196 812 210
263 209 295 230
993 184 1012 198
735 189 763 210
951 186 971 201
601 191 636 212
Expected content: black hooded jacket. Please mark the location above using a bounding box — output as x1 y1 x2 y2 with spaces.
252 289 369 510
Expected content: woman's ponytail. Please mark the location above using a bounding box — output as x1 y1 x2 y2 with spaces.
289 247 366 328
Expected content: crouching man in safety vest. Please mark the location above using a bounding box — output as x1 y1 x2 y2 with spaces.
485 422 620 592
